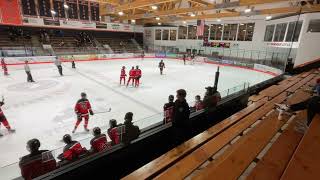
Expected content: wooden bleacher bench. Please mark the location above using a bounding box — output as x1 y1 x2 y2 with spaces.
246 111 306 180
192 110 291 180
281 114 320 180
153 93 287 180
286 74 316 94
122 99 268 180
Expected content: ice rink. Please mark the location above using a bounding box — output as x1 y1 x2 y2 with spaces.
0 58 274 167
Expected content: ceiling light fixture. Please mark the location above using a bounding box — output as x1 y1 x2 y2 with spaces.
190 13 196 17
217 19 221 22
151 5 158 10
131 19 136 23
50 10 56 15
158 22 162 25
156 17 160 20
64 4 69 9
244 8 251 13
118 11 124 16
266 15 272 20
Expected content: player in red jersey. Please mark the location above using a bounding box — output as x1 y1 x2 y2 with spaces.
126 66 136 87
1 58 8 76
72 92 94 133
135 66 142 87
0 97 15 136
163 95 175 124
58 134 87 162
120 66 126 85
90 127 110 153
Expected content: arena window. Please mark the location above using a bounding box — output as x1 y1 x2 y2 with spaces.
162 30 169 40
285 21 303 42
155 29 162 40
264 25 275 42
273 23 287 42
178 26 187 39
170 30 177 41
187 25 197 40
307 19 320 32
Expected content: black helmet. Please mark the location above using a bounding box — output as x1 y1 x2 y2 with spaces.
168 95 174 102
27 138 40 152
81 92 87 98
93 127 101 136
63 134 72 144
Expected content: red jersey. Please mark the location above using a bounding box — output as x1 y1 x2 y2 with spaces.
195 101 204 111
136 69 142 77
74 98 92 115
163 102 174 124
0 102 4 117
129 69 136 77
120 69 126 77
62 141 86 161
108 127 120 145
90 134 110 152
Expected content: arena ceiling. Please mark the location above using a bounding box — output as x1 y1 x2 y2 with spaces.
95 0 320 24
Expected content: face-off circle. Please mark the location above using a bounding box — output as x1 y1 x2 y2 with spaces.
7 80 60 92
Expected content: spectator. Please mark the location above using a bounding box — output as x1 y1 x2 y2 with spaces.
163 95 175 124
194 95 204 111
58 134 87 162
122 112 140 145
19 139 56 180
24 61 35 82
108 119 121 145
310 78 320 95
203 86 221 113
90 127 110 153
277 80 320 133
172 89 191 144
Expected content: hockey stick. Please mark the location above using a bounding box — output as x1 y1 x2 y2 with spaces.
94 108 112 114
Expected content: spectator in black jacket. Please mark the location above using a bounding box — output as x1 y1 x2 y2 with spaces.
122 112 140 145
172 89 190 144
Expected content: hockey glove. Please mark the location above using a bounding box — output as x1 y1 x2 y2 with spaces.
89 110 94 115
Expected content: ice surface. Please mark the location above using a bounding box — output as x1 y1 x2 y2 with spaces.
0 58 273 168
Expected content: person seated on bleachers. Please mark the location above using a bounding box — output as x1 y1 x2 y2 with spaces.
203 86 221 113
108 119 121 145
58 134 87 162
90 127 111 153
122 112 140 145
277 93 320 133
19 139 56 180
194 95 204 111
306 78 320 95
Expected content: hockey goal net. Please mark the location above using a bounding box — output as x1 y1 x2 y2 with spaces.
190 56 208 65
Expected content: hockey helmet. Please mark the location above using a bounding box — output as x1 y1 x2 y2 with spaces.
27 138 40 152
81 92 87 98
93 127 101 136
63 134 72 144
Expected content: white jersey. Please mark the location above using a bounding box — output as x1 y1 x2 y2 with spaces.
24 64 30 72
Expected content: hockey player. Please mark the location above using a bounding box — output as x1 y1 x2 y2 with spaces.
126 66 136 87
19 139 56 180
183 54 186 65
72 92 94 133
163 95 175 124
24 61 35 82
71 56 76 69
58 134 87 162
135 66 142 87
159 60 165 75
0 97 15 136
54 56 63 76
120 66 127 85
1 58 8 76
90 127 110 153
141 50 145 60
